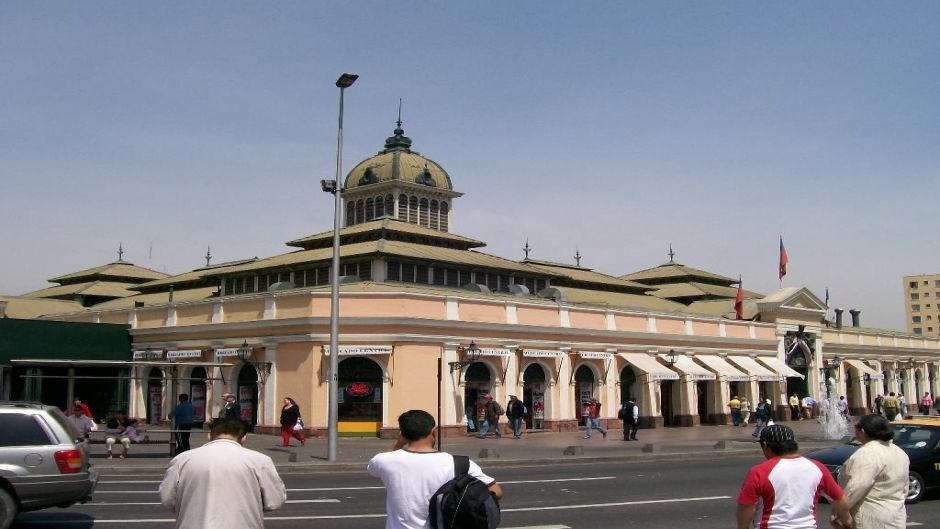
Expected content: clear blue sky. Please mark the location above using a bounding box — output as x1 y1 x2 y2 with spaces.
2 2 938 331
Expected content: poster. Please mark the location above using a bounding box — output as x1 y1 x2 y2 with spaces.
191 385 206 423
579 384 593 416
148 385 163 424
532 387 545 420
238 385 254 423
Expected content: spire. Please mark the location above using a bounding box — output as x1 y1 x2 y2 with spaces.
205 246 212 267
523 239 532 260
574 248 582 267
117 243 124 262
383 98 413 152
667 243 675 263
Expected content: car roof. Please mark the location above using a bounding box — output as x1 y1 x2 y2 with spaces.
0 401 53 411
893 417 940 428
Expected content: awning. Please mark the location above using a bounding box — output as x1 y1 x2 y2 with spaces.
693 355 751 382
727 356 781 382
757 356 806 379
620 353 679 380
660 354 715 381
844 359 885 380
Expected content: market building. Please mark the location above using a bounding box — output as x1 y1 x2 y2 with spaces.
6 121 940 436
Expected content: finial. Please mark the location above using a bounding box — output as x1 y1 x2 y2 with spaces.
574 249 582 267
397 98 403 129
205 246 212 267
667 243 675 263
523 239 532 260
117 243 124 262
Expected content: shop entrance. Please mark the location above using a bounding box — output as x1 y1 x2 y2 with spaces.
464 362 492 428
522 363 546 429
189 366 207 427
237 366 258 428
660 380 676 426
146 368 163 424
696 381 708 422
786 351 809 399
620 367 637 408
574 365 595 426
337 357 383 436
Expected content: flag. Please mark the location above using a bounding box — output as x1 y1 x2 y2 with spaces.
734 276 744 320
778 236 789 280
824 287 829 307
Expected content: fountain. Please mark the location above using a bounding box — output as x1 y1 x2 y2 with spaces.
818 376 851 440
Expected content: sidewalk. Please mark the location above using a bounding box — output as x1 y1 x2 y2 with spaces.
90 419 845 475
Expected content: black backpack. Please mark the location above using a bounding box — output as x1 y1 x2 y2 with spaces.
428 455 500 529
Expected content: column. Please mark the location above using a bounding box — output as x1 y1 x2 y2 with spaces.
263 344 277 426
442 343 460 427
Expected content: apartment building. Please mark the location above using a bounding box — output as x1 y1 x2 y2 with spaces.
904 274 940 338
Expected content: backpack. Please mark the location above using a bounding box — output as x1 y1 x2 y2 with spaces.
428 455 500 529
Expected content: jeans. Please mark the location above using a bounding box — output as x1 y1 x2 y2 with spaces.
731 409 742 426
508 418 523 438
752 418 767 437
478 418 501 438
623 422 638 440
584 417 607 438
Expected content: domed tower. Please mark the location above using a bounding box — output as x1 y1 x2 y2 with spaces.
343 119 462 232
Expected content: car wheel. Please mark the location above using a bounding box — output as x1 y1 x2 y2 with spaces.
906 471 926 504
0 487 17 529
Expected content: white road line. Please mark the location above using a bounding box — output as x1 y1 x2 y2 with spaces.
17 495 729 524
501 476 615 485
503 526 571 529
85 499 340 506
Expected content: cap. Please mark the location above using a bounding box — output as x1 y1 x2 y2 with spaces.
486 395 493 400
759 424 795 444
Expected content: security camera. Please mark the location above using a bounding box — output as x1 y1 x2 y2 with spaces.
320 179 337 193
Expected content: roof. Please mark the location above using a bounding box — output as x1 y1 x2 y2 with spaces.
286 218 486 250
0 296 85 319
89 286 219 310
619 262 737 285
649 282 761 300
683 298 760 319
22 281 138 299
132 259 258 292
343 124 454 192
523 261 652 292
48 261 168 284
557 287 688 312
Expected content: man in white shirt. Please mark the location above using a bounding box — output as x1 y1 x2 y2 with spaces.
368 409 504 529
159 420 286 529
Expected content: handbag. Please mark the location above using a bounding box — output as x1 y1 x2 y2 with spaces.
293 418 304 431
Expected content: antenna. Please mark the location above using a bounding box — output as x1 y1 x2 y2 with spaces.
668 243 676 263
205 246 212 267
397 98 403 128
574 249 582 267
523 239 532 260
117 243 124 262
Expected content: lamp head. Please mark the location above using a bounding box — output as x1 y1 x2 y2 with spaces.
336 73 359 88
320 179 337 194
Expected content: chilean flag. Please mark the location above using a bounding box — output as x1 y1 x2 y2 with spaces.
734 276 744 320
778 236 789 280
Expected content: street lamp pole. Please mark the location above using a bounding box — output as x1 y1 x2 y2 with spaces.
327 72 358 462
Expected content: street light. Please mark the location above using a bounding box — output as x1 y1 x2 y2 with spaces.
235 340 272 384
665 349 679 366
449 341 482 372
325 72 357 462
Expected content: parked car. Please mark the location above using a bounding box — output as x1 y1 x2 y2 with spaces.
805 417 940 503
0 401 97 529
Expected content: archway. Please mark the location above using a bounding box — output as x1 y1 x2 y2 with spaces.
522 363 547 429
619 366 637 404
146 367 163 424
660 380 676 426
574 365 595 426
189 366 207 427
464 362 493 429
237 365 258 427
786 350 809 398
338 356 384 436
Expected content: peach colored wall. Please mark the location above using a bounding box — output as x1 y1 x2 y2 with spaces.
136 310 166 329
656 317 684 335
98 312 129 325
568 310 606 330
725 324 751 339
517 306 559 326
859 335 874 346
694 321 721 337
224 300 265 323
754 327 776 340
385 344 440 420
175 305 213 326
274 342 320 425
614 314 648 332
341 297 444 319
459 301 506 324
276 296 312 319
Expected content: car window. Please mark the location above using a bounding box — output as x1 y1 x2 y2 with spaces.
892 425 938 451
0 414 53 446
45 406 80 442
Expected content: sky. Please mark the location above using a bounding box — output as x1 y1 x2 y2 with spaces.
1 2 938 331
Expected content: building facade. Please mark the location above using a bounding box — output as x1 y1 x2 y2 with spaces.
903 274 940 338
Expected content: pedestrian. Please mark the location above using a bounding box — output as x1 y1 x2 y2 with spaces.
170 394 195 454
882 392 900 421
802 395 816 420
838 396 849 419
898 394 907 414
918 392 932 416
217 392 241 422
367 409 504 529
160 420 285 529
73 398 95 422
873 394 883 416
67 406 95 442
464 402 476 432
789 393 801 421
736 424 852 529
505 395 526 439
838 414 908 529
728 395 742 426
583 398 607 439
279 397 307 447
619 397 638 441
105 410 133 459
934 396 940 416
751 397 771 438
740 397 751 426
476 395 503 439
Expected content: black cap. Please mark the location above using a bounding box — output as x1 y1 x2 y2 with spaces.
760 424 795 443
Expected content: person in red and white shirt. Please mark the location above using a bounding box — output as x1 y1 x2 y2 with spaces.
737 424 853 529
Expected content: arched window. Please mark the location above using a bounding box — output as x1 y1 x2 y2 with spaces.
365 198 374 221
408 196 419 224
385 195 394 218
440 202 449 231
375 195 385 218
346 201 355 227
398 194 408 220
430 200 439 230
355 199 365 225
419 198 429 227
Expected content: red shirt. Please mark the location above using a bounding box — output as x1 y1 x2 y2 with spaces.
738 455 844 529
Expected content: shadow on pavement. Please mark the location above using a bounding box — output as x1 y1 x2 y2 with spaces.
13 512 95 528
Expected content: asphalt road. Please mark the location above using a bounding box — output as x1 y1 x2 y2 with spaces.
13 454 939 528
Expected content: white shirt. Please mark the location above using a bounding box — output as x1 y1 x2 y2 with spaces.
159 438 286 529
367 449 495 529
838 440 909 529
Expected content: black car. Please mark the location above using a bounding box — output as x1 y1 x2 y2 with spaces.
805 418 940 503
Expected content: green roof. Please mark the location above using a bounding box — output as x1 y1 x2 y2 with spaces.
0 319 131 364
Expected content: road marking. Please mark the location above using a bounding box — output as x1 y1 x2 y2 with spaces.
503 495 732 513
85 499 340 506
501 476 615 485
503 526 571 529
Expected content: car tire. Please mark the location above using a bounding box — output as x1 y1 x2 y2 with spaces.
0 487 18 529
906 471 926 504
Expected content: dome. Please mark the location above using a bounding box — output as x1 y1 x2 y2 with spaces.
344 122 454 191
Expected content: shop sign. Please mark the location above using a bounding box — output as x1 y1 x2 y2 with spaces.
522 349 565 358
478 348 513 357
134 350 163 360
214 347 252 358
167 349 202 360
579 352 614 360
324 345 393 356
346 382 374 397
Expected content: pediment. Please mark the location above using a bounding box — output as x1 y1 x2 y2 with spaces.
757 287 827 318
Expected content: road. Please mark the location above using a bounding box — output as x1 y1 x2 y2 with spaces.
13 454 938 528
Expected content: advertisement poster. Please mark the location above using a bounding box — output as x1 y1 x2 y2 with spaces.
148 386 163 424
191 385 206 423
532 392 545 420
238 385 254 423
